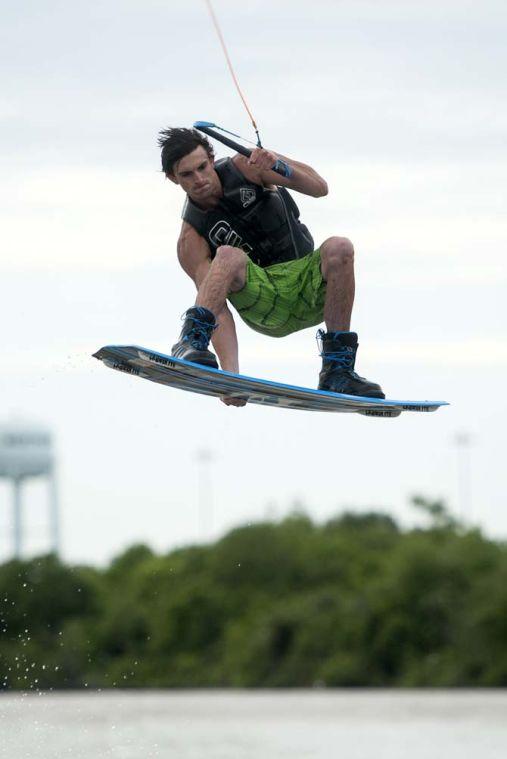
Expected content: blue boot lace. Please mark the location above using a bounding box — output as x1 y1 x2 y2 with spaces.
316 329 355 370
182 309 217 351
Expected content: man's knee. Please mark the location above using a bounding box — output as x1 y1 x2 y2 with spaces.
214 245 247 270
320 237 354 272
214 245 247 289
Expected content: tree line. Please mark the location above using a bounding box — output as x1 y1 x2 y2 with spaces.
1 498 506 690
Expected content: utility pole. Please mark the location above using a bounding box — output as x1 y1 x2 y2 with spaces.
195 448 214 541
454 432 472 525
13 478 22 559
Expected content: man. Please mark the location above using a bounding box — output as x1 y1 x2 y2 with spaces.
158 127 384 406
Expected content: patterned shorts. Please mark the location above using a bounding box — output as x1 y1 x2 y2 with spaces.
228 249 325 338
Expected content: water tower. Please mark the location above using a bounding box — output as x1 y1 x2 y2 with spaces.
0 422 60 558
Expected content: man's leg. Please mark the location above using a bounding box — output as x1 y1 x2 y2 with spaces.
172 246 247 368
318 237 384 398
320 236 355 331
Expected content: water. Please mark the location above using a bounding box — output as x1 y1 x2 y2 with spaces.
1 690 506 759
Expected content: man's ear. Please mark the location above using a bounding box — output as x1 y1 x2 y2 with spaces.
166 173 179 185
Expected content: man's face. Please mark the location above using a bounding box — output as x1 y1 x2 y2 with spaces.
169 146 220 204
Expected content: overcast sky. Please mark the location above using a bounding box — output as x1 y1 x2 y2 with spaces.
1 0 506 564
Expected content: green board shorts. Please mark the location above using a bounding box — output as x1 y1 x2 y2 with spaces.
228 249 326 338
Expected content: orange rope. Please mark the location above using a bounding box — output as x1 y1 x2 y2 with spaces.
204 0 261 144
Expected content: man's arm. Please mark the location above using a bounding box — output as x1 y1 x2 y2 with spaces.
210 306 240 374
177 222 240 373
233 150 328 198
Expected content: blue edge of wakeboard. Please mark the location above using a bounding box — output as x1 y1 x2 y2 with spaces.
93 345 449 418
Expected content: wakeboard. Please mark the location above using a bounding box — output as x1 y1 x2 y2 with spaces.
93 345 448 418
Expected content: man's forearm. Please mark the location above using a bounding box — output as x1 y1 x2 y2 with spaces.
275 154 328 197
211 305 240 373
261 153 328 197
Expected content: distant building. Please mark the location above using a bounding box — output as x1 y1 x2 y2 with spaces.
0 421 60 559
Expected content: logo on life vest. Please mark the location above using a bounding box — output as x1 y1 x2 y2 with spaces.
240 187 256 208
209 221 253 254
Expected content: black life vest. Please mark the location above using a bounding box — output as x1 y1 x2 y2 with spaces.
181 157 314 268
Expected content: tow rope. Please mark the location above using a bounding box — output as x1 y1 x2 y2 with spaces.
203 0 263 148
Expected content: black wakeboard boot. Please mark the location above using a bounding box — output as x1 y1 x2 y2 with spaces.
317 330 385 398
171 306 219 369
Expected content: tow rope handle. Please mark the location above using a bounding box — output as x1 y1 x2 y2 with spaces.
194 121 293 179
194 121 250 157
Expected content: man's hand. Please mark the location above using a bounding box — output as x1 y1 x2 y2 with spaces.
220 395 247 407
218 358 246 407
236 149 327 197
248 147 279 172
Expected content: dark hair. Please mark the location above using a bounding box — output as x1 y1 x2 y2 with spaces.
157 127 214 176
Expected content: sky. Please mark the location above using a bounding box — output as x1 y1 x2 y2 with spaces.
1 0 506 565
